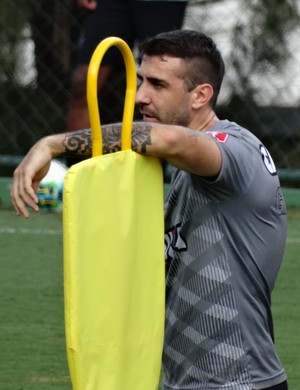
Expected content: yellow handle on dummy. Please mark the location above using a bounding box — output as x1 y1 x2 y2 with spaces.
87 37 137 157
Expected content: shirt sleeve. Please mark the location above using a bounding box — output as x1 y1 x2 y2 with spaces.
203 129 259 197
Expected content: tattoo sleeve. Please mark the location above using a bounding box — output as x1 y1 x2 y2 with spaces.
131 122 152 154
62 122 153 157
62 128 92 156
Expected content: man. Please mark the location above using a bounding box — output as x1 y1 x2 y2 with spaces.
11 30 288 390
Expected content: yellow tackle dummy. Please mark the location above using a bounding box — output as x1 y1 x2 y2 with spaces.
63 37 165 390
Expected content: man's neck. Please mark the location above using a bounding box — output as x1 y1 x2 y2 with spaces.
191 111 220 132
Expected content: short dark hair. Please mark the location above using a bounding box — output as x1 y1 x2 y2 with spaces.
140 29 225 108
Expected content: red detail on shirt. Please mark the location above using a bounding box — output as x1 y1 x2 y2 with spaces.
207 131 229 143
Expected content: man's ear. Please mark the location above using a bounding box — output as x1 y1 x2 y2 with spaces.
191 83 214 109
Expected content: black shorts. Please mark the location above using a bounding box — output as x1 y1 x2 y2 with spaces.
76 0 187 66
259 380 288 390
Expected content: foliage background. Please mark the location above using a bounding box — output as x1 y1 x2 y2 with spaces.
0 0 299 172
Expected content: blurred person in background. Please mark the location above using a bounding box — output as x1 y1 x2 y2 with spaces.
67 0 188 132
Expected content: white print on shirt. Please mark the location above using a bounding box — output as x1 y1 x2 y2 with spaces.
206 131 229 143
260 144 277 175
165 223 187 261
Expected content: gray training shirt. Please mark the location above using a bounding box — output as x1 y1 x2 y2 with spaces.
163 120 287 389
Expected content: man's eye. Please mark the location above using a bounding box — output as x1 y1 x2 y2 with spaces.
153 82 164 89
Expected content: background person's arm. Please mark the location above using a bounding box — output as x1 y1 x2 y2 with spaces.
76 0 97 10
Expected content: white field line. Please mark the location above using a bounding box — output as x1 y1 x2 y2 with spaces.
0 225 299 244
0 226 62 235
286 237 300 244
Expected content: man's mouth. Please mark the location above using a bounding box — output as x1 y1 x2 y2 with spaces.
140 111 159 122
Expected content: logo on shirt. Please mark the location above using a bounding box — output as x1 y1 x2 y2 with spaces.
260 144 277 176
206 131 229 143
276 187 287 215
165 223 187 260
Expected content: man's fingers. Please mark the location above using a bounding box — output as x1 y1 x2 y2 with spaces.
11 169 40 218
10 136 55 218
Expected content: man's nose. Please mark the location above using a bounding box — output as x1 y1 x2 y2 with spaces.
135 84 151 105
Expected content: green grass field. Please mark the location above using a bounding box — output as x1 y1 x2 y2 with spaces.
0 208 299 389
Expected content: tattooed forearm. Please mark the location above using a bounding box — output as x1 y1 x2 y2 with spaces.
102 124 122 154
62 129 92 156
102 121 152 154
61 121 153 157
131 122 152 153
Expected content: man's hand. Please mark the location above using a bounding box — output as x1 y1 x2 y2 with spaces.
10 130 92 218
76 0 97 10
10 138 54 218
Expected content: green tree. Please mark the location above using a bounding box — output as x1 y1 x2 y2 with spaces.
229 0 300 100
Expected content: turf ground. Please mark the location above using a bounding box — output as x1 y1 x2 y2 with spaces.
0 208 299 389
